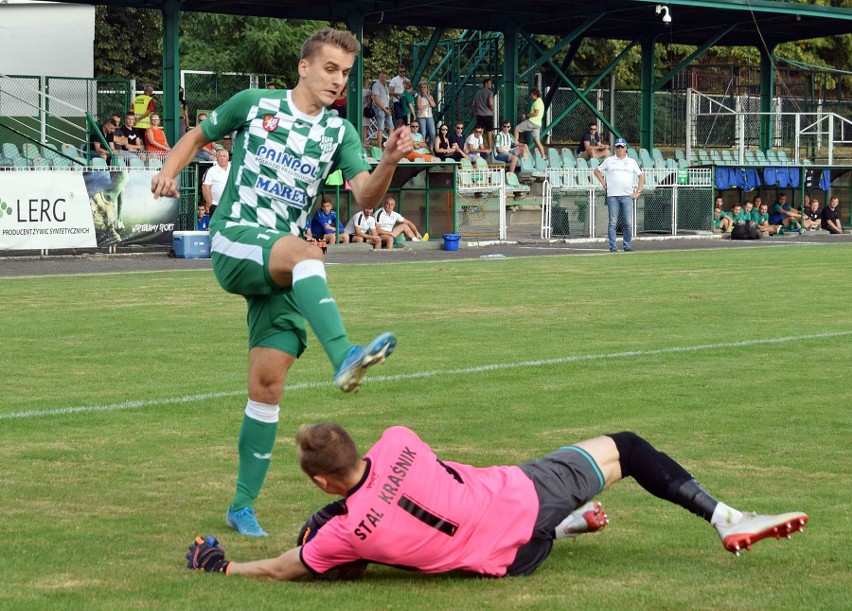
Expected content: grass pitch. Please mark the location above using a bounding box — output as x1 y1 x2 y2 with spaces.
1 243 851 609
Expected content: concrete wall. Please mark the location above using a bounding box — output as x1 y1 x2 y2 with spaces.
0 1 95 78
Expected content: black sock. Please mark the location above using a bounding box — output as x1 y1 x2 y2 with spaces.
608 431 718 522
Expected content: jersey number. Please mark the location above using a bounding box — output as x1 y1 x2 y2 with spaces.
398 494 458 537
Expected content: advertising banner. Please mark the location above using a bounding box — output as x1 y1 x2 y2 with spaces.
0 169 180 250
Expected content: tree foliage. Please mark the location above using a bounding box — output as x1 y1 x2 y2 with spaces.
93 6 162 84
179 15 326 86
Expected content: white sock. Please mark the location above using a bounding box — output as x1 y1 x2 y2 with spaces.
711 501 744 527
553 514 581 539
412 236 420 241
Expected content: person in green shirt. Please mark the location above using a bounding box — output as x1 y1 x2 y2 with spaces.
401 79 416 127
755 202 780 235
151 28 415 538
712 196 732 233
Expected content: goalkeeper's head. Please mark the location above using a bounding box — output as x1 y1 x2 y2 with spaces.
296 423 362 494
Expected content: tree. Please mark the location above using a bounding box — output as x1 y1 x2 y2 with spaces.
93 6 162 84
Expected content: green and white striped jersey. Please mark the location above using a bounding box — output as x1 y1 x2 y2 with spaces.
202 89 370 236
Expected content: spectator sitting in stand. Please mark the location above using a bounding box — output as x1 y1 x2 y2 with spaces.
343 203 392 250
712 197 732 234
116 111 145 162
374 196 427 245
576 123 610 160
404 122 432 162
821 196 843 234
755 202 780 236
145 114 172 159
446 123 467 160
493 119 528 174
769 193 802 234
465 126 490 161
432 124 459 161
309 198 349 244
196 203 210 231
90 119 116 161
803 198 822 231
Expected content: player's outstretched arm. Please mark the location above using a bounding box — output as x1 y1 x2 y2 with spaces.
187 536 309 581
151 128 209 199
348 125 413 208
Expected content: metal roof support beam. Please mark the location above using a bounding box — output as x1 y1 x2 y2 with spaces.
654 24 735 91
411 28 444 89
161 0 183 145
639 34 654 150
345 12 365 134
502 22 519 125
516 14 602 82
523 35 627 139
544 38 639 140
543 39 581 111
759 45 776 152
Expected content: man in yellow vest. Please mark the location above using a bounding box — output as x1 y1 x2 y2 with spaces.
132 84 156 140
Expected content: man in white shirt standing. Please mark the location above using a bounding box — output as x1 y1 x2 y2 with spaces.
202 149 231 218
593 137 644 252
388 65 407 128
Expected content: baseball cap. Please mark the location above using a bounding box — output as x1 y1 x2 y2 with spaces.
614 137 628 148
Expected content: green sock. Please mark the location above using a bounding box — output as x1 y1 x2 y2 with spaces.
230 414 278 512
291 260 351 370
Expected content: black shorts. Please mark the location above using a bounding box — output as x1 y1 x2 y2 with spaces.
506 447 605 576
476 114 494 132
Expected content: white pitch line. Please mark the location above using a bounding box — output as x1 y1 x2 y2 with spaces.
2 330 850 421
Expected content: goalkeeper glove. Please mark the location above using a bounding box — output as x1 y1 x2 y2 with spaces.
186 535 232 574
297 500 347 546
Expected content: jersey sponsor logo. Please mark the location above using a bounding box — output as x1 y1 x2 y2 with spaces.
254 176 310 209
262 114 279 132
256 143 319 181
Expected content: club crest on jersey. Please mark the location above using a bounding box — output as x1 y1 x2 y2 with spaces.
319 135 334 154
262 114 280 132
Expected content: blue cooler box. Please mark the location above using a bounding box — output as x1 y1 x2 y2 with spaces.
173 231 210 258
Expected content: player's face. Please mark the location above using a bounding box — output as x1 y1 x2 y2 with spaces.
384 200 396 212
322 202 333 213
299 44 355 109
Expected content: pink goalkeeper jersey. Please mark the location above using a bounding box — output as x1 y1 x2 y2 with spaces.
300 426 539 577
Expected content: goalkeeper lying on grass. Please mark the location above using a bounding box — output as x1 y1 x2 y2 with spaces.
187 422 807 580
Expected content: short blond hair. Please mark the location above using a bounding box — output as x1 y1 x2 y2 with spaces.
301 28 360 61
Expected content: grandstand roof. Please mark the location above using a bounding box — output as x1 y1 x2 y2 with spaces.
57 0 852 47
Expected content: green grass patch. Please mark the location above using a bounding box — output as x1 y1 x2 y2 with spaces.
1 244 850 608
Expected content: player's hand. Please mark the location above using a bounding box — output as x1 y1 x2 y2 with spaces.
186 535 231 574
151 172 179 199
383 126 414 163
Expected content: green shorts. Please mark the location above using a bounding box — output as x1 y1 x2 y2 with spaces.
210 224 307 356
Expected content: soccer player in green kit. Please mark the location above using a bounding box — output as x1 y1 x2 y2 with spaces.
151 28 414 537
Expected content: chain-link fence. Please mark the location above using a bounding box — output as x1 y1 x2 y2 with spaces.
542 168 713 239
0 74 130 161
180 71 288 128
455 167 506 239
